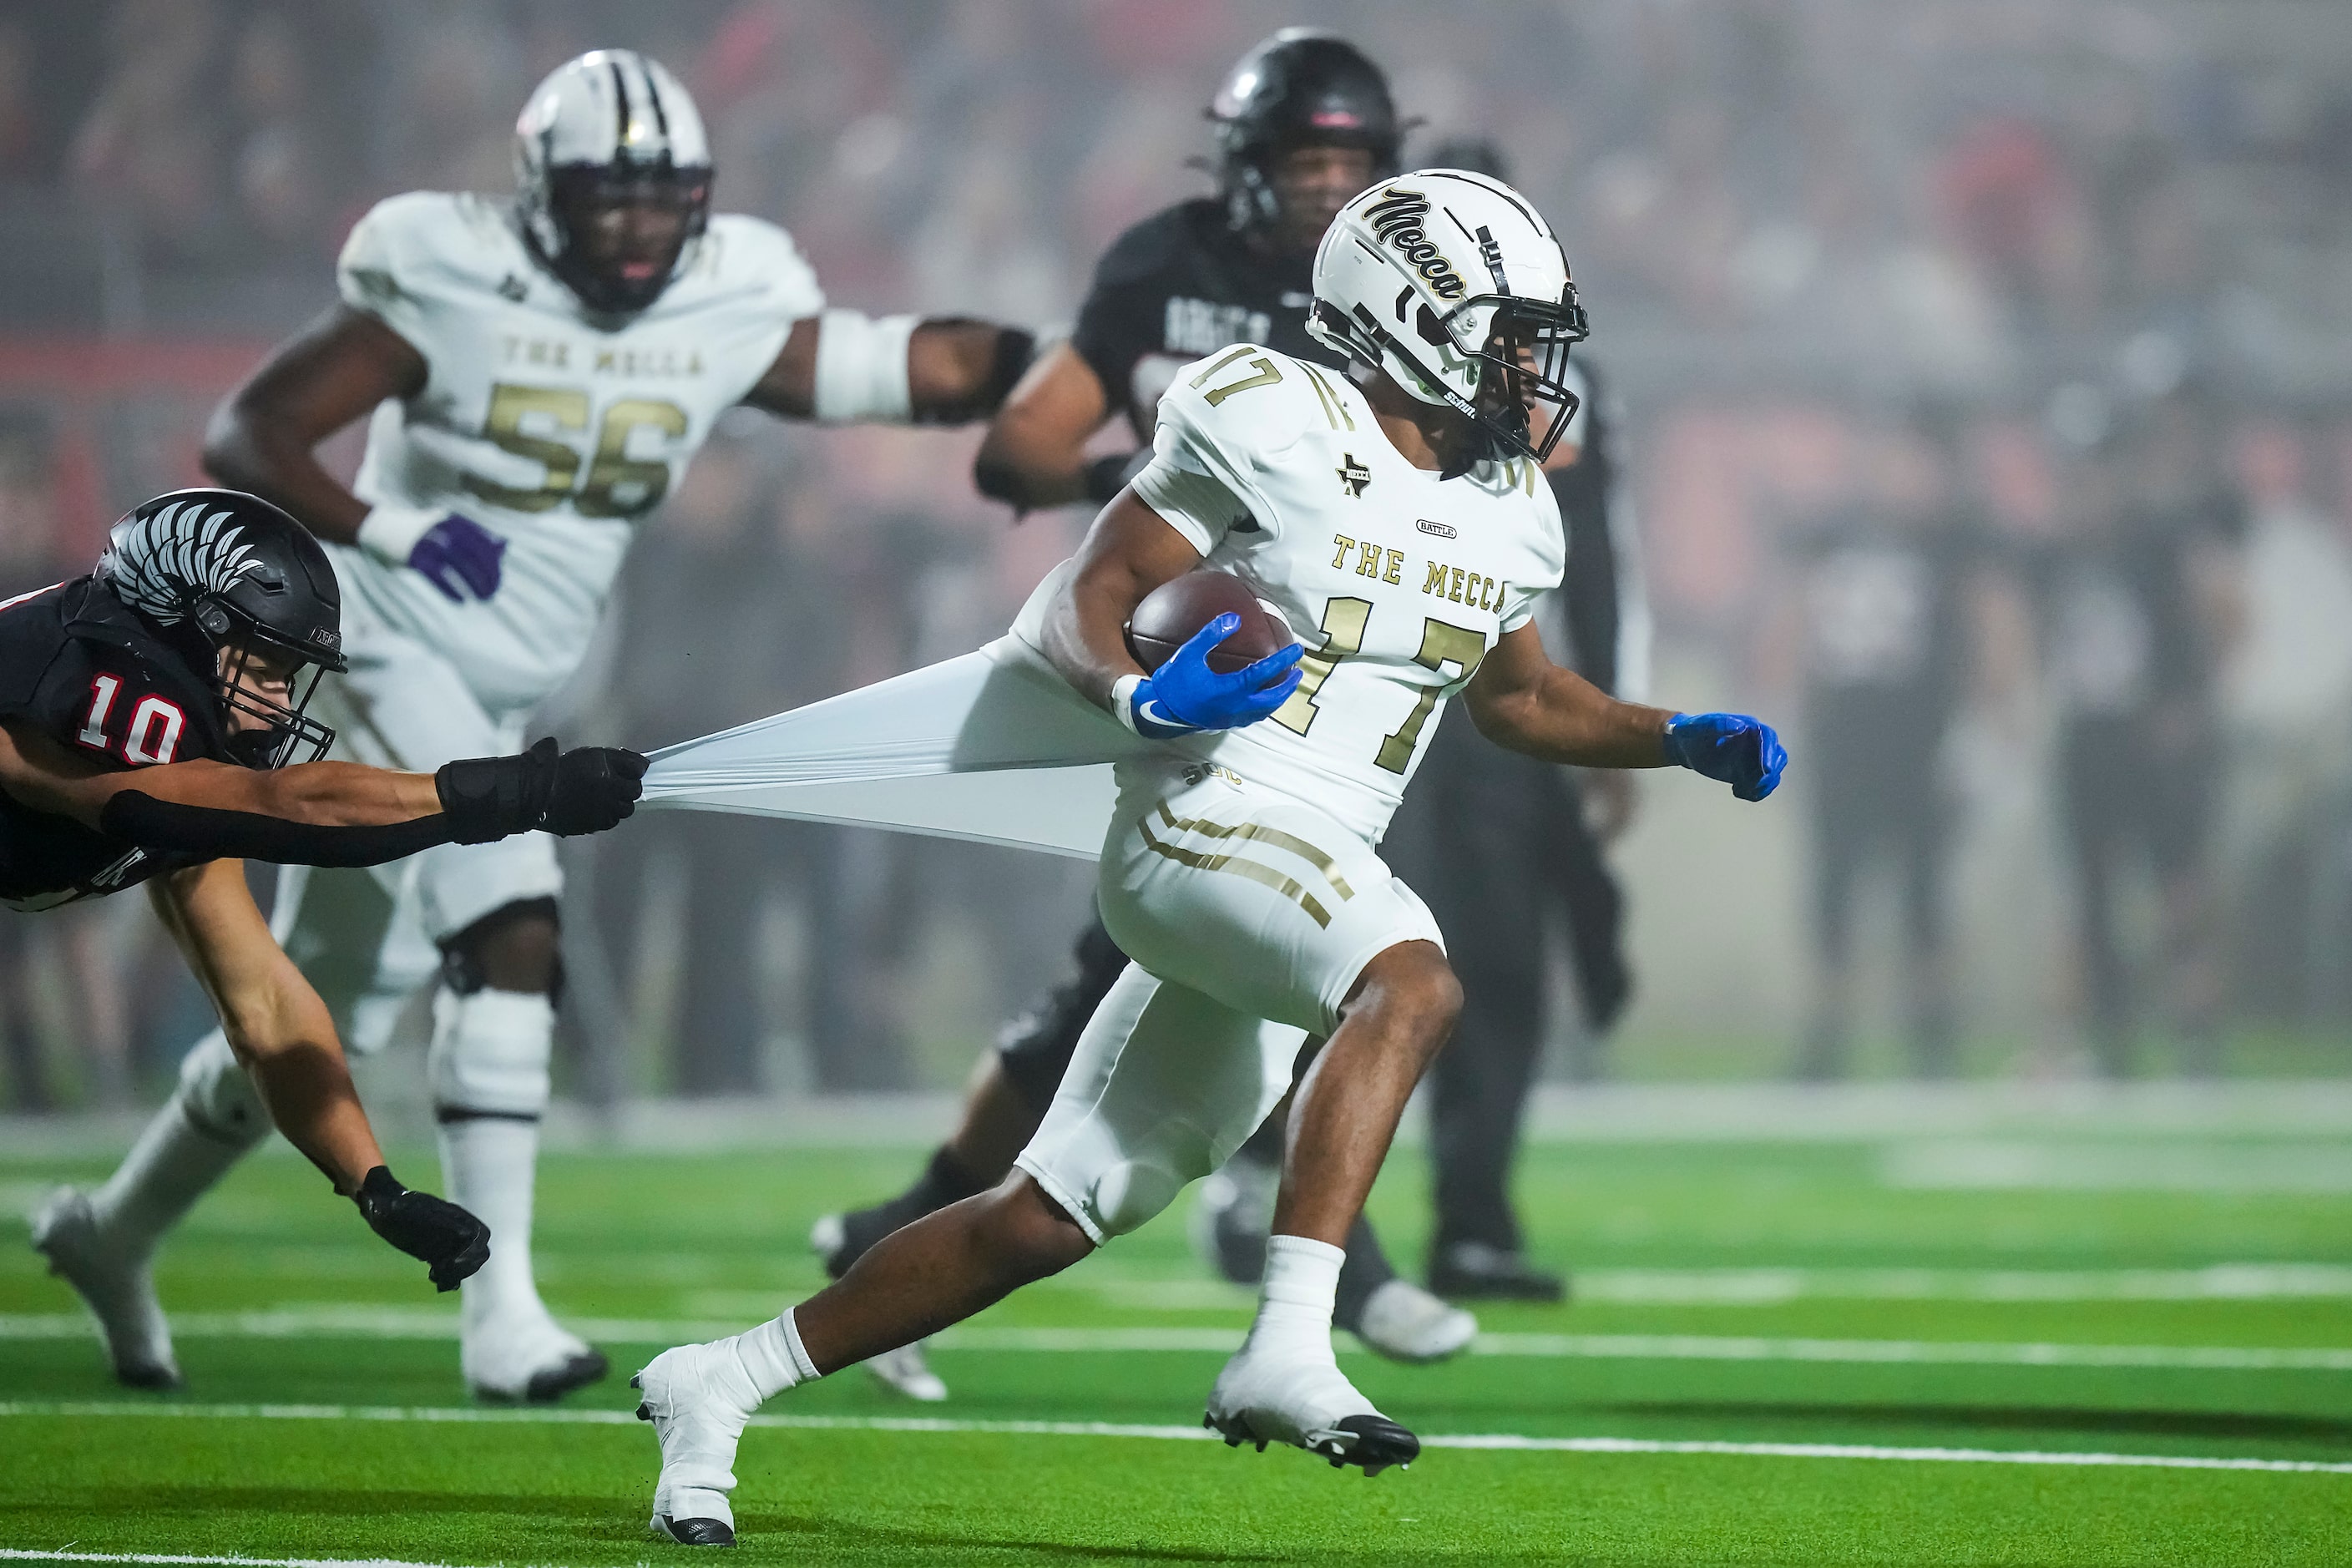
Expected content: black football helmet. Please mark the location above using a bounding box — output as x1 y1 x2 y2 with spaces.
1210 29 1402 238
98 489 346 767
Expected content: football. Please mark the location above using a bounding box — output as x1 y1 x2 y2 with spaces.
1125 569 1292 675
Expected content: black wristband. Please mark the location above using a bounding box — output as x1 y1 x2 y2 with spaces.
982 326 1038 412
100 791 453 867
435 737 556 844
352 1165 400 1201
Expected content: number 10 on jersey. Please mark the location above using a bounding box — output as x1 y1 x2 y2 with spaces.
1273 597 1486 774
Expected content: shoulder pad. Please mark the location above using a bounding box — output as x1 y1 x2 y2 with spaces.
1153 345 1338 493
0 582 71 721
338 192 513 321
696 214 826 319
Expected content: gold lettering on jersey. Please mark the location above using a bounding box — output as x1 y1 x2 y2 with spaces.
590 346 708 378
503 336 573 370
1419 558 1500 612
1330 535 1356 569
1272 596 1371 737
1354 541 1385 579
466 383 588 512
1383 549 1404 585
1376 619 1488 773
577 398 690 518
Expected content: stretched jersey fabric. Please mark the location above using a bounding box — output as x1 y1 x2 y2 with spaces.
640 613 1142 858
645 346 1567 857
1070 198 1338 441
336 191 824 715
0 579 235 909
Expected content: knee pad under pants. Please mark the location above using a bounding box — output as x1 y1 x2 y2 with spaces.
1017 963 1307 1245
427 988 556 1120
175 1029 269 1149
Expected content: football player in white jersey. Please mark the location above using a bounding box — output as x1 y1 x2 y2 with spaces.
38 49 1035 1404
629 171 1783 1545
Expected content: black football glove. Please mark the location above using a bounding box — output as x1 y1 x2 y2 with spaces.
352 1166 489 1292
436 736 649 842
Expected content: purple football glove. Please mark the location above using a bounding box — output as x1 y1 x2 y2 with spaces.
1662 712 1788 802
408 513 507 603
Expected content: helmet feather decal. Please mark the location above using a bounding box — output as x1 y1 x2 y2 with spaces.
102 498 264 625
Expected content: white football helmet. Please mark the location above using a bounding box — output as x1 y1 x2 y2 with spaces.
513 49 712 314
1308 168 1589 468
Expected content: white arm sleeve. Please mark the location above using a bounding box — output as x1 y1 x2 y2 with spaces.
812 308 919 423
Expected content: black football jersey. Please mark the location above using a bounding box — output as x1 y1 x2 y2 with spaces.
0 578 236 909
1070 197 1342 441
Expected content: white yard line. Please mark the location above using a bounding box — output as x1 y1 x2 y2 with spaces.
0 1402 2345 1478
8 1309 2352 1369
1564 1263 2352 1305
0 1553 457 1568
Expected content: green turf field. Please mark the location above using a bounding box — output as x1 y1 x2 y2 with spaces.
3 1117 2349 1565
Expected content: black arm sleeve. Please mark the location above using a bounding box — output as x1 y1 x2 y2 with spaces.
99 790 454 867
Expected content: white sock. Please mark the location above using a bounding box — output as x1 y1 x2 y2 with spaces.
1244 1234 1345 1360
91 1094 255 1257
429 987 560 1339
722 1308 822 1407
438 1116 555 1334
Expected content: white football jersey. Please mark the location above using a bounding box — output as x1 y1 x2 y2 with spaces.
1130 345 1566 844
334 191 823 714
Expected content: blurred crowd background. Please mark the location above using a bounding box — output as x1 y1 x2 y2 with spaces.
6 0 2352 1111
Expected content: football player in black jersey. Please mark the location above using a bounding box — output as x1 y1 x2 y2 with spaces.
813 31 1485 1395
9 489 643 1387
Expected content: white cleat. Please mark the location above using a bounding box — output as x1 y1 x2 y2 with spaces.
464 1312 609 1404
30 1187 180 1390
1350 1278 1478 1364
863 1341 948 1402
632 1343 751 1547
1204 1341 1419 1474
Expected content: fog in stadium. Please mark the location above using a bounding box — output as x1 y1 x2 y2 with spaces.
0 3 2347 1565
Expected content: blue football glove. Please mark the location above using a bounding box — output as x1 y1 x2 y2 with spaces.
1124 613 1303 739
1662 711 1788 802
407 513 508 603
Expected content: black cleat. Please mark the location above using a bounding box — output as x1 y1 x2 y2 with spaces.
1204 1408 1414 1474
1311 1414 1419 1476
475 1346 609 1404
1429 1242 1568 1303
117 1361 184 1392
653 1515 736 1547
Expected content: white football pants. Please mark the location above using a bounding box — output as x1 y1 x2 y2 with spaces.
1016 761 1444 1244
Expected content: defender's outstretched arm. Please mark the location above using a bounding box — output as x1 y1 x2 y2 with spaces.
745 313 1034 423
150 858 383 1187
151 860 489 1288
0 723 645 864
